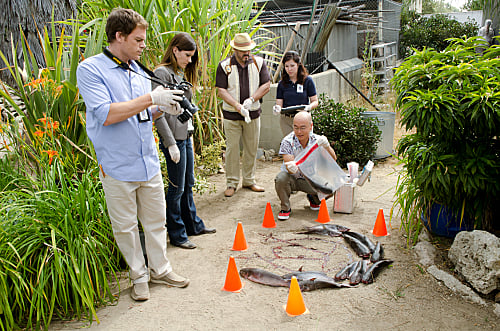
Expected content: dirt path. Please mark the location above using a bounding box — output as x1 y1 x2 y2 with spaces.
52 157 499 331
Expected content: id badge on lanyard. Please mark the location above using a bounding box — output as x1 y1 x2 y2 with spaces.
297 84 303 93
137 109 151 122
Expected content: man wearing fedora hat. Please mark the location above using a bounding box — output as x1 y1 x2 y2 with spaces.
216 32 271 197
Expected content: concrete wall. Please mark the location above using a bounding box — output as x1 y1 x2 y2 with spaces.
259 57 364 151
423 10 483 26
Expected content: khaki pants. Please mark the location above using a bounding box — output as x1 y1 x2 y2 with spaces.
275 171 320 211
223 117 260 188
99 170 172 284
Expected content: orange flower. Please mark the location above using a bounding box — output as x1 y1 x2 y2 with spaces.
54 85 63 97
50 121 59 130
43 150 59 165
38 116 48 127
33 130 44 138
24 78 46 88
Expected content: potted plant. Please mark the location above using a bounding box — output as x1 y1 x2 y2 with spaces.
391 37 500 244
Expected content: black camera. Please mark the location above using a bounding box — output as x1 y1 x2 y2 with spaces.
164 81 199 123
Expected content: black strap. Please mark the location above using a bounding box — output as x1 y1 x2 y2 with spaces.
102 47 167 88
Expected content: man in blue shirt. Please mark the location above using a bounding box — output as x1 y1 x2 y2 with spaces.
77 8 188 301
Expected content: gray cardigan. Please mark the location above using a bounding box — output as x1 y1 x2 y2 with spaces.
152 66 192 146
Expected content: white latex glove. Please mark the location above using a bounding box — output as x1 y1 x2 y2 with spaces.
304 104 312 111
168 144 180 164
150 86 183 107
239 105 251 123
159 103 183 116
242 97 253 110
316 135 329 148
285 161 298 174
272 104 281 115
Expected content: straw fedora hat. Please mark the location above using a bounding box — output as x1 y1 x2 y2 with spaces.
230 33 256 51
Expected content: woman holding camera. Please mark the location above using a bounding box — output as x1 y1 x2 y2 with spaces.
153 32 215 249
273 50 318 136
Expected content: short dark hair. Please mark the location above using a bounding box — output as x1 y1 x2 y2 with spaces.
106 8 148 43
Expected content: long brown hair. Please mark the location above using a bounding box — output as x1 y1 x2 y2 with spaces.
280 50 308 85
159 32 198 86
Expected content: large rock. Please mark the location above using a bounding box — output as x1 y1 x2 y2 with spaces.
448 230 500 295
414 241 437 267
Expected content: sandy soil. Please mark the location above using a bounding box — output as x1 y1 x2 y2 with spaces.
52 153 499 330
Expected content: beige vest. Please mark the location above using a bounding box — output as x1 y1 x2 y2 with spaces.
221 56 264 112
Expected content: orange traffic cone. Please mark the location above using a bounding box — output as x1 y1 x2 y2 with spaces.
221 256 243 292
372 208 388 237
284 276 309 316
232 222 248 251
262 202 276 228
314 199 331 224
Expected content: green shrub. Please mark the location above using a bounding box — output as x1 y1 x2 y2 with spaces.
311 95 381 168
399 11 479 58
392 37 500 241
195 140 225 178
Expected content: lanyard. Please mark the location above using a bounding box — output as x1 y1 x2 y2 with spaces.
102 48 167 88
103 48 167 122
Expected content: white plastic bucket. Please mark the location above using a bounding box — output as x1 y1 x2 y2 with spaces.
361 111 395 159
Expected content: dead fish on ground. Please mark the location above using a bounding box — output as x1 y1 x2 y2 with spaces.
343 231 376 253
361 259 394 284
370 242 384 263
349 260 363 285
282 271 353 290
342 232 371 258
239 268 290 287
297 223 350 237
240 268 353 291
334 261 357 281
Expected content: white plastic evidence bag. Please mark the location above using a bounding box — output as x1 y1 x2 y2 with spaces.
295 141 348 201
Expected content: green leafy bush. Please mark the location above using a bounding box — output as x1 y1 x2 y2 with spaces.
195 140 225 178
399 11 479 58
311 95 381 168
392 37 500 242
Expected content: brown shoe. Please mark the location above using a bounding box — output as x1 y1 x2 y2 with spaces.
224 187 236 197
243 184 265 192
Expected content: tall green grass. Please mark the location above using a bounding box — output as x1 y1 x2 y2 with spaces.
0 158 121 330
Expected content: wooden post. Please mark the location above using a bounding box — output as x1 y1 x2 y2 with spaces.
272 22 301 83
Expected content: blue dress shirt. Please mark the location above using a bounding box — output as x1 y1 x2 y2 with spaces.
77 52 160 182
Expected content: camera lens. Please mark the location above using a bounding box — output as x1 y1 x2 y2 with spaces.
177 97 199 123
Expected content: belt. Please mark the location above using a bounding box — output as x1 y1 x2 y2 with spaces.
282 112 296 118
